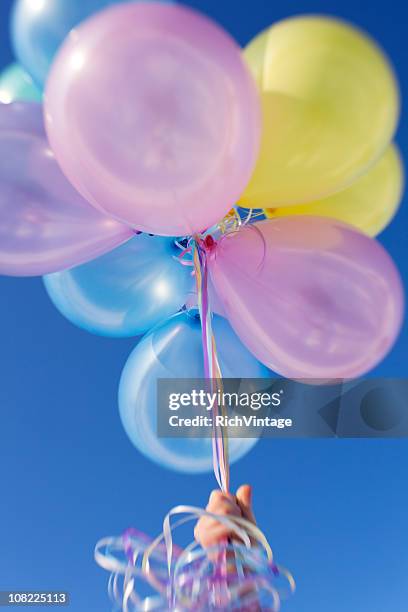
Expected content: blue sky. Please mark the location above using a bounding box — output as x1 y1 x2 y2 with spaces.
0 0 407 611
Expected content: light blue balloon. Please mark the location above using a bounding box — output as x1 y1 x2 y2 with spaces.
0 62 42 103
119 311 271 473
12 0 172 87
43 234 193 337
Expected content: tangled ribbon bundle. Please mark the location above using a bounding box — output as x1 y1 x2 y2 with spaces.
95 211 295 611
95 505 295 611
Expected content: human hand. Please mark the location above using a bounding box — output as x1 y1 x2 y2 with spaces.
194 485 256 549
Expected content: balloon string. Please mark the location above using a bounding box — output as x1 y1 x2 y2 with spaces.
96 224 297 610
192 237 229 494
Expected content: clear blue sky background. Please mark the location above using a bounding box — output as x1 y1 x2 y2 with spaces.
0 1 407 611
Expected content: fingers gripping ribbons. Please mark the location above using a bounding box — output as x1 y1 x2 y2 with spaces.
95 505 295 611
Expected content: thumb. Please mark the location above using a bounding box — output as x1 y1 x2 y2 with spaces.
236 484 256 525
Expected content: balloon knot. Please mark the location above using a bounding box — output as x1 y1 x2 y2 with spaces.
203 234 217 252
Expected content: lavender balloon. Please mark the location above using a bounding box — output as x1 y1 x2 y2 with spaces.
0 101 43 134
0 103 132 277
44 3 261 236
209 218 404 380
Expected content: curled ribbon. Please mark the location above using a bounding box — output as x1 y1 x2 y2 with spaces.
95 506 295 611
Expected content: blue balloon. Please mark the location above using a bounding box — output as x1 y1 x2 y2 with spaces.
12 0 171 87
119 311 271 473
43 234 193 337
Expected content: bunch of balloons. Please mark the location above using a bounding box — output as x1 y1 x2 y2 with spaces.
1 0 404 459
1 1 405 609
1 0 267 474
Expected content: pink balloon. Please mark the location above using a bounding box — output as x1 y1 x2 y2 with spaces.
0 102 132 277
44 3 261 237
208 217 404 380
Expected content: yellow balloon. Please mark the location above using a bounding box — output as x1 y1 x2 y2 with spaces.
241 16 399 208
264 144 404 236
